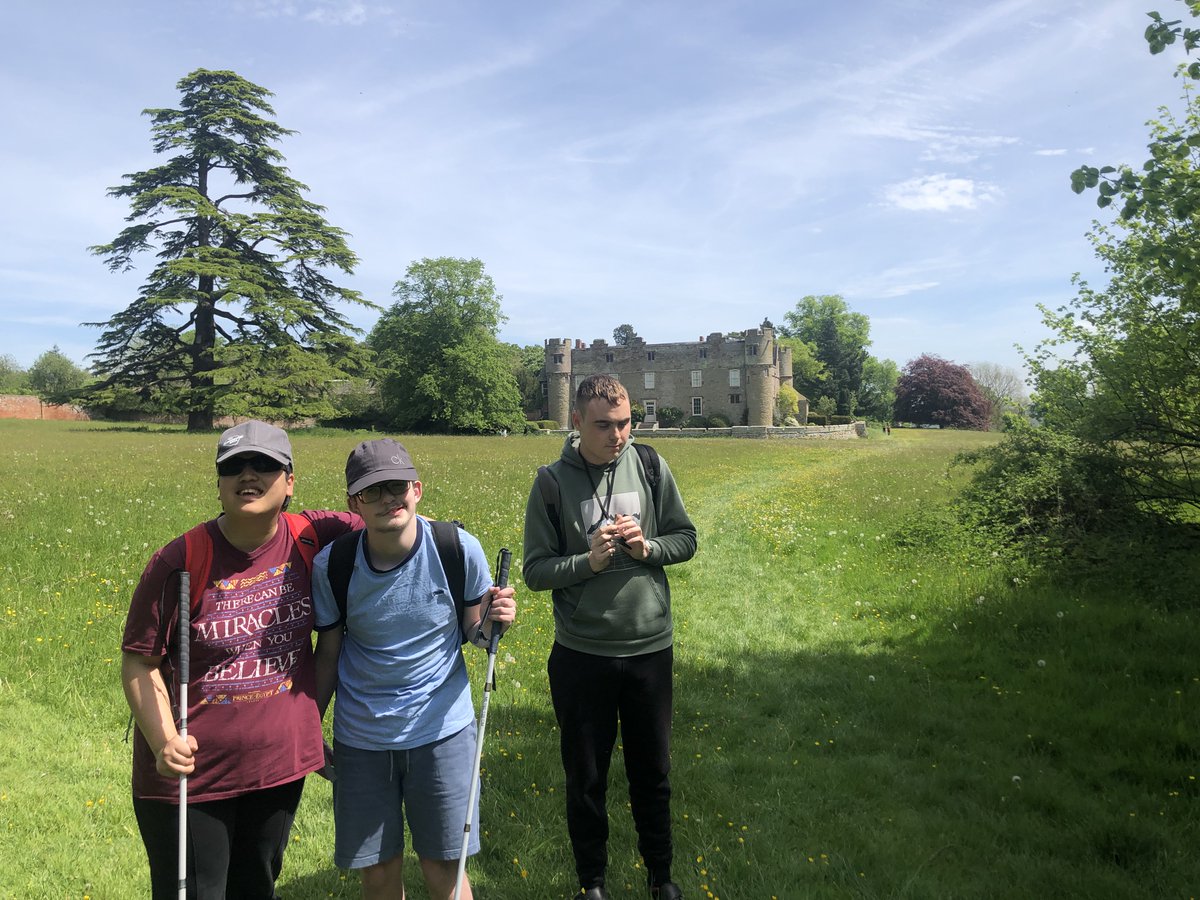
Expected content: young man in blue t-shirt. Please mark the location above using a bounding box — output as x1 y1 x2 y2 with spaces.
313 439 516 900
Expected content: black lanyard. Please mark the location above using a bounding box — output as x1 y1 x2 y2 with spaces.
584 461 616 530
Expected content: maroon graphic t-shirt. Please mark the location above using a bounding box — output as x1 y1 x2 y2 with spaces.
123 510 359 802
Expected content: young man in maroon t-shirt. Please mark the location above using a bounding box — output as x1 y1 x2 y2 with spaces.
122 420 360 899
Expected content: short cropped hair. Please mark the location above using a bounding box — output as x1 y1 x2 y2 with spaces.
575 373 628 412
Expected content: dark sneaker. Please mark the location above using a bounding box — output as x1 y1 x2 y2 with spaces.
582 888 610 900
649 883 683 900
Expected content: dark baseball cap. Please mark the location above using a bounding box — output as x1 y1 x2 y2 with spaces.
346 439 420 496
215 421 293 467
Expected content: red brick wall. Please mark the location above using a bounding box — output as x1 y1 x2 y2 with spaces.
0 395 91 421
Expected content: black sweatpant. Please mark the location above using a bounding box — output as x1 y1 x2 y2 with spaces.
132 777 305 900
548 642 674 889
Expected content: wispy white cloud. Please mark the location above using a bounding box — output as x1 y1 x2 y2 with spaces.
233 0 389 26
883 174 1001 212
1035 148 1069 156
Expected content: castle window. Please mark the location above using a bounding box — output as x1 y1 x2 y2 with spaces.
553 353 564 364
730 393 742 404
691 370 702 388
699 347 708 359
647 351 656 361
605 352 614 363
748 344 759 356
729 369 741 388
644 372 655 389
691 397 703 416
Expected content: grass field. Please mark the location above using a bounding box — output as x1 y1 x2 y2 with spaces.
0 421 1196 899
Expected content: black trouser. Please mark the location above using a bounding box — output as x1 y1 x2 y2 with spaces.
548 642 674 889
132 777 305 900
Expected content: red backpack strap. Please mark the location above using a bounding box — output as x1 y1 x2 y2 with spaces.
181 522 213 613
283 511 320 573
181 515 318 612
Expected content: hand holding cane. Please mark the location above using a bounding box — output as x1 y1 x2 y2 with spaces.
453 548 511 900
177 571 191 900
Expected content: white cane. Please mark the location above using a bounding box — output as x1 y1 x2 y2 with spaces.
453 548 510 900
177 571 191 900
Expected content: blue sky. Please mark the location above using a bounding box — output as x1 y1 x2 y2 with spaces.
0 0 1185 380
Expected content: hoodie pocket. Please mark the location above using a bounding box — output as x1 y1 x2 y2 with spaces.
566 569 670 643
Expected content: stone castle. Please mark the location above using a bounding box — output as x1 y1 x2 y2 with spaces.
541 319 806 428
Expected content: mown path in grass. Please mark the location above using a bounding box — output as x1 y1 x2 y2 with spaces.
0 423 1195 899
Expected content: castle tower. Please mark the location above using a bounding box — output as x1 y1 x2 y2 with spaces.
779 344 793 389
545 338 572 428
744 322 775 427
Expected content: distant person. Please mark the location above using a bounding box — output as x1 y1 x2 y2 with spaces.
122 420 362 899
312 439 516 900
523 374 697 900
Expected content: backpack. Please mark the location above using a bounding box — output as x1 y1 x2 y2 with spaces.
324 518 470 643
537 442 660 554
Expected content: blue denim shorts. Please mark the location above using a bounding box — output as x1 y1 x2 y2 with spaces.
332 723 481 868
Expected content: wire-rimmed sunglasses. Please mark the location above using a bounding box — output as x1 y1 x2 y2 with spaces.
217 455 287 477
353 480 412 503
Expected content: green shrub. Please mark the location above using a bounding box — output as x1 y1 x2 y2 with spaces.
658 406 685 427
684 415 708 428
955 422 1143 558
706 413 731 428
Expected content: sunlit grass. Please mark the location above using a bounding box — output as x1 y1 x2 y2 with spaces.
0 421 1195 898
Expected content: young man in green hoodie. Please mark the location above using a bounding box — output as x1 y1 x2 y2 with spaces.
523 374 697 900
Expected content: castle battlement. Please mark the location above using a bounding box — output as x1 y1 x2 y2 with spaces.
542 319 804 428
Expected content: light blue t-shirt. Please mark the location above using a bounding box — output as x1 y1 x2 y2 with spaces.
312 518 492 751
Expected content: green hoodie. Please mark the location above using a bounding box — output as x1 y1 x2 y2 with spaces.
523 435 697 657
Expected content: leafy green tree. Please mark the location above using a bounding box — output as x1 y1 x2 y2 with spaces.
967 361 1028 429
0 354 30 394
1045 2 1200 512
775 383 802 424
776 336 825 396
858 355 900 423
894 354 991 429
87 68 372 431
509 343 545 417
813 395 837 425
612 324 638 346
370 258 524 433
28 346 90 404
780 295 871 415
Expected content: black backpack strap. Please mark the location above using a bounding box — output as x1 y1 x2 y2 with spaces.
634 442 661 504
429 519 468 643
327 530 362 628
537 465 564 554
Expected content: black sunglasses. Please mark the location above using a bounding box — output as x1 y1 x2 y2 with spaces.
217 455 287 477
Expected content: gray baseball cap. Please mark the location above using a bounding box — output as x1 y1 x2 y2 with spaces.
215 421 293 467
346 439 420 495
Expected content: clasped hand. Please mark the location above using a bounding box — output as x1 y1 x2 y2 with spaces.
588 514 648 572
